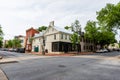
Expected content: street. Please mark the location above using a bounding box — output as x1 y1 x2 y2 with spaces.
0 51 120 80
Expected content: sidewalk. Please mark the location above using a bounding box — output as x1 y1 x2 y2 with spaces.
0 68 8 80
0 56 52 64
0 56 3 59
30 52 94 56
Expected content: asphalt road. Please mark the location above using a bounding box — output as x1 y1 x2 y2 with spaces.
0 51 120 80
0 51 35 58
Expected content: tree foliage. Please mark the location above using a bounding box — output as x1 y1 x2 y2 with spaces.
5 38 21 48
64 26 71 30
37 26 47 32
85 20 116 48
69 20 81 53
71 20 81 33
84 21 99 45
70 33 80 47
0 26 4 47
97 2 120 32
13 38 22 48
98 27 116 47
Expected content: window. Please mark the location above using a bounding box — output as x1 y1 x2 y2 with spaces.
45 36 47 41
52 28 54 31
65 35 67 40
61 34 63 39
84 46 86 50
20 40 23 43
47 30 49 33
54 34 56 40
69 35 71 40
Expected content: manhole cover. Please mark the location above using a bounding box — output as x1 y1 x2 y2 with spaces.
58 65 66 68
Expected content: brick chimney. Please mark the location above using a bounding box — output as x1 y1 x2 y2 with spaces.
49 21 54 27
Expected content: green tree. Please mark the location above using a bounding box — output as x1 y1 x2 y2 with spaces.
119 43 120 48
97 2 120 32
0 26 4 47
13 38 22 48
98 27 116 48
7 40 13 48
70 20 81 54
84 21 99 45
85 20 116 49
70 33 80 47
64 26 71 30
37 26 47 32
71 20 81 33
6 38 22 48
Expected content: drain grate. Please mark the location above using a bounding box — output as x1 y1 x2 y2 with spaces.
58 65 66 68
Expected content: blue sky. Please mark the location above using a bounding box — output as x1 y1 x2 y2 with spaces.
0 0 119 40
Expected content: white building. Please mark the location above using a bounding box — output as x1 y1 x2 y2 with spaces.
32 21 94 54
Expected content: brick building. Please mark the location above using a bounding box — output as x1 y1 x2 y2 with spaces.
25 27 39 52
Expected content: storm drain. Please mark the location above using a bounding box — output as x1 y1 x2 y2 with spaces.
58 65 66 68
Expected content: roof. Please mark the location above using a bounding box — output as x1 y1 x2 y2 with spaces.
26 27 39 33
15 35 25 38
34 32 44 38
54 26 73 34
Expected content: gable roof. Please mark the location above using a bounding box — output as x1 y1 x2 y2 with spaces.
54 26 73 34
34 32 44 38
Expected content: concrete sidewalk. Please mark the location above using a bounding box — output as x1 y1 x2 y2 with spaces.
0 68 8 80
0 56 3 59
0 56 52 64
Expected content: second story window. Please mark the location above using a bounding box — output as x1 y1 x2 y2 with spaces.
54 34 56 40
65 35 67 40
61 34 63 39
20 40 23 43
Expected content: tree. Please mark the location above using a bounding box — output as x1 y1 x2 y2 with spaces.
6 38 22 48
71 20 81 33
98 27 116 48
37 26 47 32
0 26 4 47
97 2 120 32
84 21 99 46
13 38 22 48
119 43 120 48
7 40 13 48
64 26 71 30
85 20 116 49
70 20 81 54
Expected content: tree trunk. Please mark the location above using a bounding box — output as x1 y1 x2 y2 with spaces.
41 45 45 55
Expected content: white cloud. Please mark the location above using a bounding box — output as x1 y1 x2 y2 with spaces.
0 0 119 40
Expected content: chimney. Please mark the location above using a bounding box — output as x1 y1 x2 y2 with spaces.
49 21 54 27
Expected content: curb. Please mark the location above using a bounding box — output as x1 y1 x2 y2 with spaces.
0 68 8 80
0 61 18 64
0 56 3 59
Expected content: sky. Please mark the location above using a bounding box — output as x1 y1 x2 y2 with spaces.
0 0 119 40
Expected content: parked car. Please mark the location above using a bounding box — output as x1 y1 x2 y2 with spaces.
17 48 25 53
96 49 108 53
102 49 108 52
8 48 14 52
